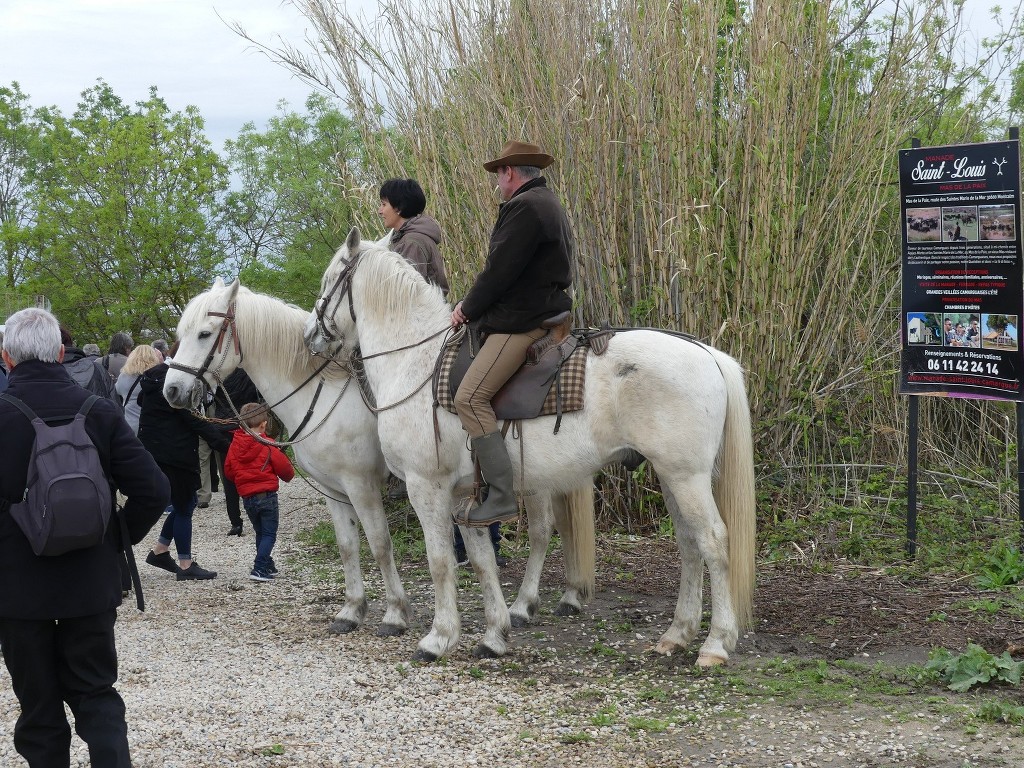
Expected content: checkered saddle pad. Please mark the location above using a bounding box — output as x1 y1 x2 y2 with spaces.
433 332 586 421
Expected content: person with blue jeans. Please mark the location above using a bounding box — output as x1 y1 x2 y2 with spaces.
224 402 295 582
137 349 229 581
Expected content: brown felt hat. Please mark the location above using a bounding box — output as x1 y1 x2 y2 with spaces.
483 140 555 172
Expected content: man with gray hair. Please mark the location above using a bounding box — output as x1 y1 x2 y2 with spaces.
450 140 574 528
0 307 169 768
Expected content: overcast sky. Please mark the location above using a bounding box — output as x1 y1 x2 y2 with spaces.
0 0 1016 153
0 0 378 150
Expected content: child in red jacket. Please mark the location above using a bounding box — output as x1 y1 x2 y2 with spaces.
224 403 295 581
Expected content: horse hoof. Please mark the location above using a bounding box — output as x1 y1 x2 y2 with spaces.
697 653 728 668
472 643 502 659
412 648 439 663
510 615 530 628
328 619 360 634
377 623 407 637
653 640 677 656
553 602 580 617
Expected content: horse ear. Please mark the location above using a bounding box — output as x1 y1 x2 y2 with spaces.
376 230 394 248
226 278 240 302
212 276 225 289
346 226 361 252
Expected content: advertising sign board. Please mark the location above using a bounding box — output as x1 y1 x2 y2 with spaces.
899 141 1024 400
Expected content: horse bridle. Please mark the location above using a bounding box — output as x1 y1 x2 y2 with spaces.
167 303 242 387
314 249 361 345
167 300 339 443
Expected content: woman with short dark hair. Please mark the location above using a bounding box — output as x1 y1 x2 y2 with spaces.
379 178 449 296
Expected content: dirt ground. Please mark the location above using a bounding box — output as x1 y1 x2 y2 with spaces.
498 534 1024 664
473 535 1024 766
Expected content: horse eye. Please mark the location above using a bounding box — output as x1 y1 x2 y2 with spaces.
198 331 212 339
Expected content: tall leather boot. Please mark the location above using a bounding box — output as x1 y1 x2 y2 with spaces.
462 432 519 527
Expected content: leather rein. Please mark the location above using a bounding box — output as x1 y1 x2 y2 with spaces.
166 301 348 448
313 246 452 414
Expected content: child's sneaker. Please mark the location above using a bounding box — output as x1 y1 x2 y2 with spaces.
267 558 278 575
250 569 273 582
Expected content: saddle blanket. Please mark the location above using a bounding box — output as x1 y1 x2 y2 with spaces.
434 336 587 419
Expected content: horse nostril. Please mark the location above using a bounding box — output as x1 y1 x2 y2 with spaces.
166 384 179 403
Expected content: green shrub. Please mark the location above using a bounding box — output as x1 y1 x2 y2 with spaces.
974 543 1024 589
925 644 1024 692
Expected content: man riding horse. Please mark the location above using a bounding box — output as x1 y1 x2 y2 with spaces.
450 140 575 527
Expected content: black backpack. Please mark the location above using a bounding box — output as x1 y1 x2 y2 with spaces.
0 393 147 609
0 393 112 555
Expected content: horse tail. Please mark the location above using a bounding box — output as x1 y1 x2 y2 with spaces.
711 351 757 630
561 487 596 603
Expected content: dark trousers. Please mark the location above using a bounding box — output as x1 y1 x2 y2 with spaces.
216 451 242 528
454 522 502 557
243 492 279 572
0 609 130 768
154 463 201 559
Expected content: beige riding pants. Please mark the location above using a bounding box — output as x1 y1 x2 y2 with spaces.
454 327 547 438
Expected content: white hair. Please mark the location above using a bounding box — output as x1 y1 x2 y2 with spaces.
2 307 62 365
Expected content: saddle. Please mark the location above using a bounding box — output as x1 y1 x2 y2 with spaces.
434 312 587 428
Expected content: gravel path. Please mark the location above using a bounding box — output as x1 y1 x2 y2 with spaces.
1 483 1021 767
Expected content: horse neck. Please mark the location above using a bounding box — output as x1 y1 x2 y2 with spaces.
234 296 344 431
351 252 449 390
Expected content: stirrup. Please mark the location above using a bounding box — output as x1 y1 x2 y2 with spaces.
452 499 519 528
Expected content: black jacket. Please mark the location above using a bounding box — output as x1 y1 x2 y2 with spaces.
213 368 261 422
0 360 169 620
461 177 573 333
137 363 231 478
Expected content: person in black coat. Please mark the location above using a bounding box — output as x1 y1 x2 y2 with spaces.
0 307 169 768
450 140 574 527
213 368 261 535
137 356 230 580
59 327 120 407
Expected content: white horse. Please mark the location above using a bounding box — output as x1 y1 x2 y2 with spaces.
162 278 412 636
304 228 757 666
161 278 595 647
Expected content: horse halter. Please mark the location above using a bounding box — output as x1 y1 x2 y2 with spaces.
314 249 361 344
167 302 243 389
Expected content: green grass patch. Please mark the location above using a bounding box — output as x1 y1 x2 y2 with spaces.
760 469 1021 574
626 716 669 733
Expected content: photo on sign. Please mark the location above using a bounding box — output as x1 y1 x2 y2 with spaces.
979 204 1016 241
942 313 981 347
906 312 943 345
941 206 977 242
906 206 941 242
980 313 1018 350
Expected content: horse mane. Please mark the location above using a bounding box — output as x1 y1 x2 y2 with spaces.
180 285 349 383
351 240 450 322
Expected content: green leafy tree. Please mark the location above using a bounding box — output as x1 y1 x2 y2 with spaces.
0 83 41 299
220 92 364 308
24 81 228 342
986 314 1011 333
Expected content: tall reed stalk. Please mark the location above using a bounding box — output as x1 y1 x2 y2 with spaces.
268 0 1024 528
